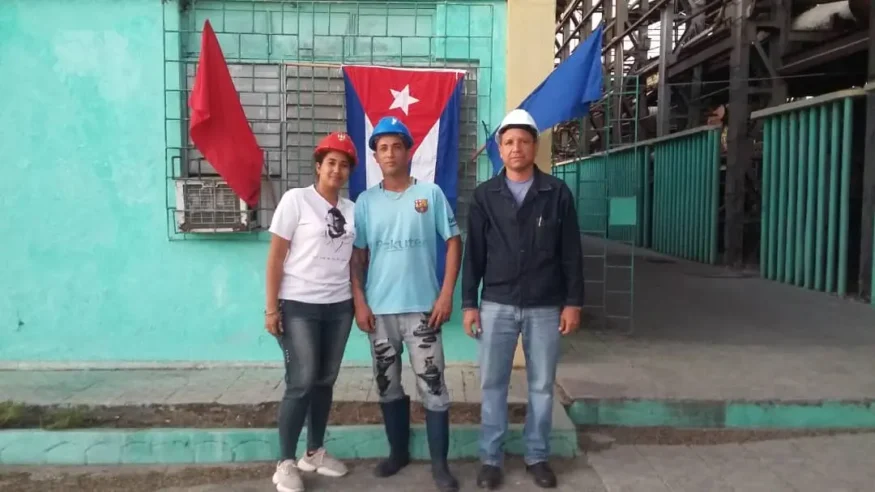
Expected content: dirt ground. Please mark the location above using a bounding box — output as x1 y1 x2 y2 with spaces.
0 401 528 430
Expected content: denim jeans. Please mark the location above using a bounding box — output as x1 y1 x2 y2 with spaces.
477 301 561 466
277 298 353 460
369 312 450 412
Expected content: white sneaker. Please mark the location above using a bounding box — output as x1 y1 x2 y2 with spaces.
296 448 349 477
272 460 305 492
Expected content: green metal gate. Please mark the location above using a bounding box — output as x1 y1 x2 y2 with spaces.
552 76 639 334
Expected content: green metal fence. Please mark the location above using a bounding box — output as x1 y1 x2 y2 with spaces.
554 147 646 243
751 89 865 296
554 124 721 264
649 126 721 264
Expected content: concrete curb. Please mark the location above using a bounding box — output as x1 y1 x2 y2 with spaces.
0 424 579 465
567 399 875 429
0 361 480 371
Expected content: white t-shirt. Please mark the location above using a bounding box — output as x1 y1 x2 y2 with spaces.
268 186 356 304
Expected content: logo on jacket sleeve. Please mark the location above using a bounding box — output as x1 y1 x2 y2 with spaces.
414 198 429 213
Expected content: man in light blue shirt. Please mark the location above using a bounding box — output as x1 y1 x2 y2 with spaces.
351 116 462 492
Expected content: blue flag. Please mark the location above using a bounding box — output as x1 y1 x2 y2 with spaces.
487 23 604 174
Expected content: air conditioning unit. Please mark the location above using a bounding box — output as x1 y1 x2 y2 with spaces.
175 179 250 233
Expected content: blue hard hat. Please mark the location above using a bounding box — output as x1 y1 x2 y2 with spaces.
368 116 414 150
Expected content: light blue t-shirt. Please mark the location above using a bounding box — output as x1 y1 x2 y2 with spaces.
353 180 461 315
505 175 533 206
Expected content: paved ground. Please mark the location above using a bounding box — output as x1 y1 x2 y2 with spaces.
589 434 875 492
3 435 875 491
557 238 875 402
0 366 531 406
0 458 607 492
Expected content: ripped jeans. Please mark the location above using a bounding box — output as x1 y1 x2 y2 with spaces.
368 312 450 412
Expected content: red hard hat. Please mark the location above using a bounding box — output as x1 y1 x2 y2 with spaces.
314 132 357 166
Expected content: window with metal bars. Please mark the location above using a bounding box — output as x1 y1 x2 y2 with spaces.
164 0 496 237
177 61 480 233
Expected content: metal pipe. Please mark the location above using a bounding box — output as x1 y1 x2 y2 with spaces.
656 2 674 137
826 102 840 293
838 97 853 297
644 146 652 248
650 145 664 251
767 115 779 280
690 136 706 262
786 113 798 284
688 136 696 259
677 138 684 258
666 143 673 254
815 105 828 291
680 138 689 257
666 142 674 255
777 114 789 282
761 118 772 276
804 108 818 290
709 128 719 265
795 109 807 286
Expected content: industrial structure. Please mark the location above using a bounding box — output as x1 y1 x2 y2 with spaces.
552 0 875 305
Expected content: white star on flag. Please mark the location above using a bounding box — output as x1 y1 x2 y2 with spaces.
389 85 419 115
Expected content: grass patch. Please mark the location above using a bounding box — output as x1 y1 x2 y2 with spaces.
1 401 90 430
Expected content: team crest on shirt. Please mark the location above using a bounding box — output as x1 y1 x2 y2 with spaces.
414 198 429 213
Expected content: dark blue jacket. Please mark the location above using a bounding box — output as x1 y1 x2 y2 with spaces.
461 166 585 309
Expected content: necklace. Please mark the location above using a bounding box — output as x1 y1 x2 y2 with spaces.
380 177 416 201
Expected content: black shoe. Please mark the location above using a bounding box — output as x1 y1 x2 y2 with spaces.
526 461 557 488
374 396 411 477
476 464 503 489
425 410 459 492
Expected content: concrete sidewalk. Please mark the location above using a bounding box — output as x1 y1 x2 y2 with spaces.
0 366 529 406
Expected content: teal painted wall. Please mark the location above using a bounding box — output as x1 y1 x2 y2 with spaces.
0 0 505 363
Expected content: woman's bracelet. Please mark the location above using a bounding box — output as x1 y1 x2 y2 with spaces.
265 309 279 316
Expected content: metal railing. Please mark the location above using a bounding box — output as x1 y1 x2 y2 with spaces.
554 124 722 264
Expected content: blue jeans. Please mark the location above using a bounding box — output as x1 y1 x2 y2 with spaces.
478 301 561 466
277 298 353 460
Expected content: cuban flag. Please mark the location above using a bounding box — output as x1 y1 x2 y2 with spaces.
341 65 466 209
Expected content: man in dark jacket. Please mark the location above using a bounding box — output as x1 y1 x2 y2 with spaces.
461 109 584 490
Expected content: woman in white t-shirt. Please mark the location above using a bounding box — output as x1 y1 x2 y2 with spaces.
265 131 358 492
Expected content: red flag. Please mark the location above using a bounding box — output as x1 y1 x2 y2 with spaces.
188 20 263 207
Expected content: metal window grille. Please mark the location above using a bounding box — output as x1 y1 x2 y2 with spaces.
162 0 494 239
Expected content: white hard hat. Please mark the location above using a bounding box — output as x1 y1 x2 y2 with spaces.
495 109 539 142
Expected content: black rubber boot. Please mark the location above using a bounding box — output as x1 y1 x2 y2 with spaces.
374 396 411 477
425 409 459 492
